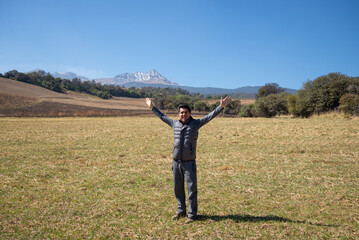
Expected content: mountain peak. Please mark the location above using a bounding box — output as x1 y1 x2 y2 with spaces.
149 69 159 74
114 70 178 86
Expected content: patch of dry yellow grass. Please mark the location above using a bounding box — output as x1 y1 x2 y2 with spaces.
0 116 358 238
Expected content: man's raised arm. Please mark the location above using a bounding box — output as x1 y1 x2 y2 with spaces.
198 96 231 128
146 97 174 127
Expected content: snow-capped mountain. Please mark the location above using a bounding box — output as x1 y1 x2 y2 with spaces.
113 69 178 86
51 72 89 81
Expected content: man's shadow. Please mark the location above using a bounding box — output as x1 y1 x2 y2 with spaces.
197 214 336 227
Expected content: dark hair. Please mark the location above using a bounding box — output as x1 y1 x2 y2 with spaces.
178 104 191 113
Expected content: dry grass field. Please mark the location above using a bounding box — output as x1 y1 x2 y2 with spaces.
0 115 358 239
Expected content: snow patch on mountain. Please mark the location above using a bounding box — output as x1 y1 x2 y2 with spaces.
113 69 178 86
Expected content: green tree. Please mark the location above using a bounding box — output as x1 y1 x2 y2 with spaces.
257 83 284 99
4 70 19 79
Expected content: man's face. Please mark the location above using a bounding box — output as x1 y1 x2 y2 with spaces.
179 108 191 123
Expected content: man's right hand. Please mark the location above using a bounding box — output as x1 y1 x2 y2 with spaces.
146 97 153 109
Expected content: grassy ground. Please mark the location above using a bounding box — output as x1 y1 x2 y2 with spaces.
0 115 358 239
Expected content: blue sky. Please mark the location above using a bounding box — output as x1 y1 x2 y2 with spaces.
0 0 358 89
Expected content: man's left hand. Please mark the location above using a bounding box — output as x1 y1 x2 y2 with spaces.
220 96 231 108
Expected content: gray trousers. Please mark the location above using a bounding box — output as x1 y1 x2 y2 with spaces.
172 160 197 219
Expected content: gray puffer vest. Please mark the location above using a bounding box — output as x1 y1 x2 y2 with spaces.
152 106 223 161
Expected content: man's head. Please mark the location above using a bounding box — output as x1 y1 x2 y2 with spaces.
178 104 191 123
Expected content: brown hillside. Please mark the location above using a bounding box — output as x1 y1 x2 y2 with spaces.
0 77 149 117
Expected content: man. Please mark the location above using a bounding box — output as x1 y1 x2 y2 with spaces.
145 96 231 223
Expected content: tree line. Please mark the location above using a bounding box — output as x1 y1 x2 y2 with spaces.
238 73 359 117
153 73 359 117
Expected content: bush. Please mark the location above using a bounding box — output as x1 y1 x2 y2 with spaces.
339 93 359 116
193 101 209 112
238 104 254 117
223 99 241 115
253 92 289 117
209 102 220 111
287 94 299 116
165 102 176 111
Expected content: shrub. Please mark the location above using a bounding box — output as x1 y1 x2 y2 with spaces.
339 93 359 116
165 102 176 111
287 94 298 116
223 99 241 115
238 104 254 117
193 101 209 112
253 92 289 117
209 102 220 111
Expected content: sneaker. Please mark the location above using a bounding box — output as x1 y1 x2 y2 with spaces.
185 217 196 224
172 213 185 220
